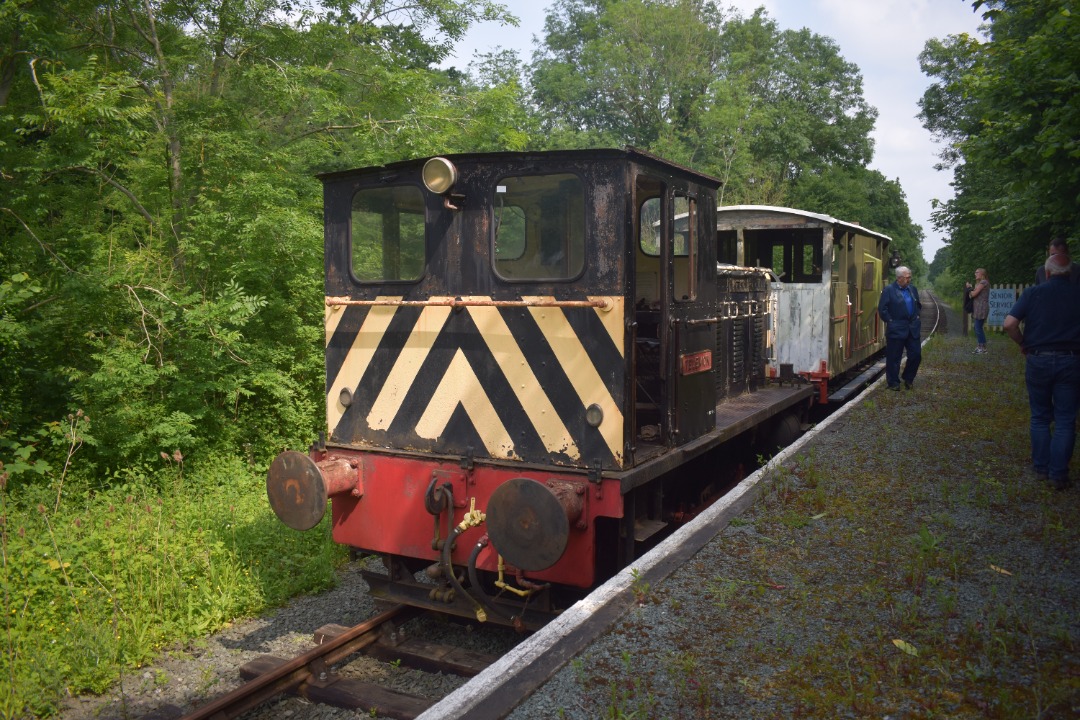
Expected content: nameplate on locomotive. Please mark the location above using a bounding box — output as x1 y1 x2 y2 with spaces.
679 349 713 376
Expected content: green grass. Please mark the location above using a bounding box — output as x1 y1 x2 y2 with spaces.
0 455 344 718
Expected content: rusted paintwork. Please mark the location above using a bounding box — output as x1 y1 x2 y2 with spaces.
321 447 623 588
485 477 574 572
320 149 722 471
266 451 359 531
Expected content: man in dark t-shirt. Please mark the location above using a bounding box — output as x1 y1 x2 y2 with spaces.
1006 253 1080 490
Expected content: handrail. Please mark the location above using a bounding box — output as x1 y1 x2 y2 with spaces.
326 296 611 310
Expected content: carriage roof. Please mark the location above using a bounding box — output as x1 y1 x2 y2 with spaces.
716 204 892 246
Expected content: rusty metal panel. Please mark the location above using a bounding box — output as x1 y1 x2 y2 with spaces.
318 151 659 469
327 453 624 588
716 205 890 383
715 267 769 399
771 283 830 376
318 150 727 470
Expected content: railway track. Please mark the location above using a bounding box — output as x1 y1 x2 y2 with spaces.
175 603 512 720
921 288 945 339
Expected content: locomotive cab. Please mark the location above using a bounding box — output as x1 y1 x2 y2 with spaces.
308 148 726 469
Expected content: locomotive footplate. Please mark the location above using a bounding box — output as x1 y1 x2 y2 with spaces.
711 383 814 438
618 383 816 494
360 565 559 633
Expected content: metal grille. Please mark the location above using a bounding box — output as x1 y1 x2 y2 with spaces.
731 318 747 385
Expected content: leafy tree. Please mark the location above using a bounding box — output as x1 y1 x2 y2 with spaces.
529 0 726 151
529 1 877 206
0 273 41 434
0 0 523 477
919 0 1080 282
928 244 952 284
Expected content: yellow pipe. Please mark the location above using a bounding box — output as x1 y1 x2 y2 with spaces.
494 555 534 598
457 497 486 531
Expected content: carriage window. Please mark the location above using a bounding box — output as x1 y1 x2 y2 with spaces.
754 230 823 283
493 173 584 280
717 230 738 265
862 256 880 288
351 186 426 282
801 244 818 277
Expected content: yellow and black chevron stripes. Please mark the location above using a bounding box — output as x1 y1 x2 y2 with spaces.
522 296 624 461
365 301 453 432
325 297 401 435
324 296 625 468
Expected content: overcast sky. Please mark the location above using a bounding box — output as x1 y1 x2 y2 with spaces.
442 0 986 263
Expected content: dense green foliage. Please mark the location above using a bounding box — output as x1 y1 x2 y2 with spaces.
919 0 1080 282
0 456 344 717
0 0 525 477
527 1 922 269
528 0 924 273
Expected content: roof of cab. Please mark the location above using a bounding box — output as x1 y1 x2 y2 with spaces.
317 147 723 189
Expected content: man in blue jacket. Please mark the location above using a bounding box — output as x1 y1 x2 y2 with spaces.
878 266 922 391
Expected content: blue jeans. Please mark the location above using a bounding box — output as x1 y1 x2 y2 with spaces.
1025 353 1080 480
974 318 986 345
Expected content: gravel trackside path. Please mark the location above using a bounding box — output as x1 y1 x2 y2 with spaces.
507 327 1080 719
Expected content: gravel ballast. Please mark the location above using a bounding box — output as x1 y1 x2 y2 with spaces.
504 314 1080 718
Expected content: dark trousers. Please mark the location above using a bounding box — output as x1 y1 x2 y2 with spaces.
1025 353 1080 480
885 334 921 387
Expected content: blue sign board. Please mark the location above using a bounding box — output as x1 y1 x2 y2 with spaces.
988 288 1017 326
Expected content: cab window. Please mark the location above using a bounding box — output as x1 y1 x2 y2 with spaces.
351 185 426 282
493 174 585 280
638 194 698 301
674 195 697 301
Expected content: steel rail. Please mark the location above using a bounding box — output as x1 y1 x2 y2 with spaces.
178 604 409 720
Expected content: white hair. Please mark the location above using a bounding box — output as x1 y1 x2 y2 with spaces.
1045 254 1072 276
895 266 911 277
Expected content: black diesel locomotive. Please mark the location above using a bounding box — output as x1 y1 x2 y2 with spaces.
267 148 890 630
